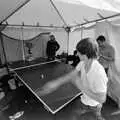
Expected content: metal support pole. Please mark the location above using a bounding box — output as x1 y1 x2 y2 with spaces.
65 27 71 55
0 32 9 73
21 26 25 61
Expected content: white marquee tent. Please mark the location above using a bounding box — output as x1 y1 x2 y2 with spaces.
0 0 120 54
0 0 120 58
0 0 120 107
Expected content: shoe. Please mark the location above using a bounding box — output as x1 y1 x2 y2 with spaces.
9 111 24 120
9 116 15 120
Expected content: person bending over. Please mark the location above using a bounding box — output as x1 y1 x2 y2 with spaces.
67 50 80 67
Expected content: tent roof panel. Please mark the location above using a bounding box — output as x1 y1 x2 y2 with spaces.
7 0 65 27
54 1 118 26
0 0 30 24
2 0 120 27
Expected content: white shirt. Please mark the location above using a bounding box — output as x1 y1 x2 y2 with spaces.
76 59 108 106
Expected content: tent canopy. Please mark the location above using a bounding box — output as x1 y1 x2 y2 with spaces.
0 0 120 56
0 0 30 24
1 0 120 28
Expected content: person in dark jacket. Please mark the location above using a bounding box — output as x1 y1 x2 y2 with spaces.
46 34 60 60
67 50 80 67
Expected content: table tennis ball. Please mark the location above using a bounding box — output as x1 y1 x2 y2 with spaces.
25 100 28 103
41 74 44 79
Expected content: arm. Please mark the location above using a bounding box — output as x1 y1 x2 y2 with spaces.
99 46 115 62
40 69 78 95
55 41 60 51
100 54 114 62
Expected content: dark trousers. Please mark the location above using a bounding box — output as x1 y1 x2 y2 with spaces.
105 68 108 75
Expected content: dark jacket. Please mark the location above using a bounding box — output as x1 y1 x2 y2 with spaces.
46 40 60 57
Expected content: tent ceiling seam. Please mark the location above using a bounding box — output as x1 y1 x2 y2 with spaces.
70 13 120 28
50 0 68 27
1 24 64 29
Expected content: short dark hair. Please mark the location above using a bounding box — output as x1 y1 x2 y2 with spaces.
76 38 98 59
96 35 106 42
50 34 55 39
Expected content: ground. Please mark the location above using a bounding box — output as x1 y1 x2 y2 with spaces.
0 87 120 120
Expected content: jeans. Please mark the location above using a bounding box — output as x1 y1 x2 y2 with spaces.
73 100 105 120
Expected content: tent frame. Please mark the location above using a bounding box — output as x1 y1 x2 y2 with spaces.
1 0 120 67
0 0 30 72
0 0 30 24
71 13 120 28
0 32 10 73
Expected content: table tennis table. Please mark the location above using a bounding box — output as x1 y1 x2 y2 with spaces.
9 60 82 114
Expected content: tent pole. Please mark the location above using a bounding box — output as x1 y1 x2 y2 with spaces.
67 32 69 55
0 32 10 73
81 25 83 39
65 27 71 55
1 23 64 29
21 25 25 61
49 0 68 26
71 13 120 28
